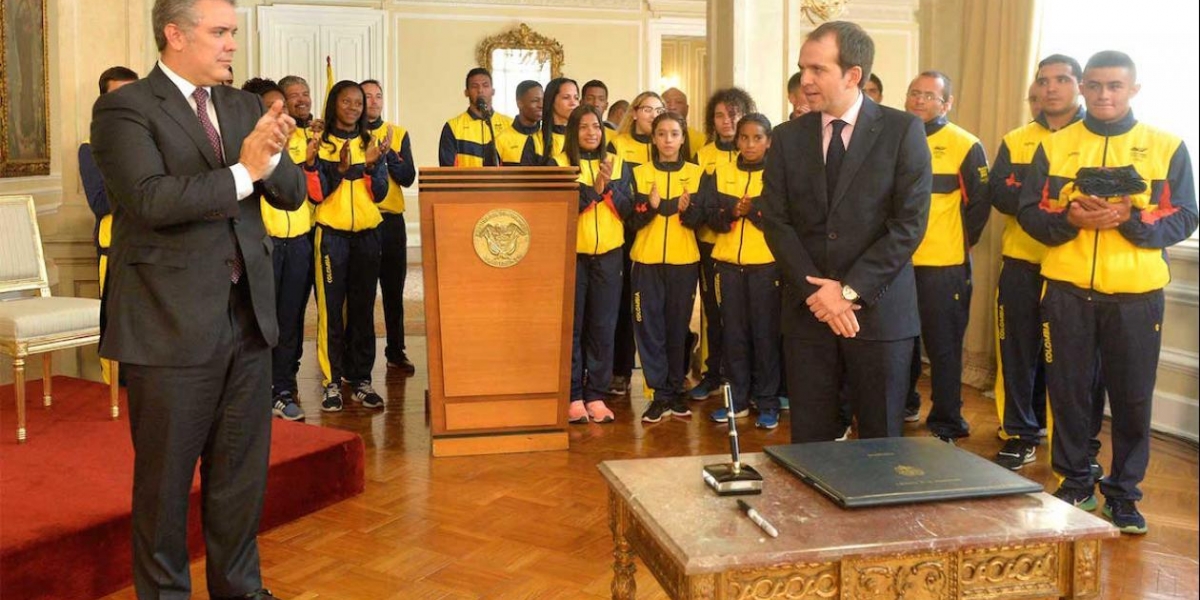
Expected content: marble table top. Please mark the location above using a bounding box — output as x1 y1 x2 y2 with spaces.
599 452 1119 574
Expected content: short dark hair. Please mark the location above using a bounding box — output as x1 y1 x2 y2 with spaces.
1084 50 1137 81
787 72 803 93
737 113 773 137
465 67 492 89
360 79 382 91
917 70 953 101
582 79 608 96
516 79 542 101
705 87 757 145
99 66 139 95
241 77 281 97
868 73 883 93
608 100 629 121
1038 54 1082 81
807 21 874 89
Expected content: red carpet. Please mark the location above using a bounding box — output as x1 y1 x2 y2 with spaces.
0 376 364 600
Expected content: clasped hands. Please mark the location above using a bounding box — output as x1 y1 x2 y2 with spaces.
1066 194 1132 230
240 100 297 181
805 276 860 338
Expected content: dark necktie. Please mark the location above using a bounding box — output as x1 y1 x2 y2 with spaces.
193 87 244 284
825 119 847 203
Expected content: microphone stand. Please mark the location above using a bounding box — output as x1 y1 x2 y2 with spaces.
477 101 499 167
702 383 763 495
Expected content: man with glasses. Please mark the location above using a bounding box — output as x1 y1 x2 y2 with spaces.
903 71 991 443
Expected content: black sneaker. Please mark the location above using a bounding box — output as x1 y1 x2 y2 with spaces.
272 391 305 421
1089 459 1104 484
933 434 956 445
1103 498 1148 534
1052 486 1097 511
353 382 384 409
670 396 692 417
607 375 631 396
904 407 921 423
641 398 671 423
321 383 343 412
387 354 417 376
995 438 1037 470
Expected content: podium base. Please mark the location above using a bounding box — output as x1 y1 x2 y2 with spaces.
432 431 568 457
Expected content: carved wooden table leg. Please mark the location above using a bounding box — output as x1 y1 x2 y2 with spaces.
1070 539 1101 598
610 490 636 599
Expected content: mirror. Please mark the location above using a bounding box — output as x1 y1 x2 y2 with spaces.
476 24 564 117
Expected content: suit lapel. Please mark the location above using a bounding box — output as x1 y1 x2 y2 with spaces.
149 66 221 170
212 84 243 165
830 98 883 212
799 114 829 211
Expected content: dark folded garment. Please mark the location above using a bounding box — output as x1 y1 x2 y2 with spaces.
1075 165 1147 198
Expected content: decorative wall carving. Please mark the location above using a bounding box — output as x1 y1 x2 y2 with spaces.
475 23 564 79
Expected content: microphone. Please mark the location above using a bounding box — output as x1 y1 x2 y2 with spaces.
474 97 493 120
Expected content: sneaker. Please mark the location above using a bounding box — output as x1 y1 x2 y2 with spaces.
585 400 615 423
995 438 1037 470
755 410 780 430
321 383 343 412
607 375 631 396
568 400 588 424
1052 486 1098 511
1089 460 1104 484
778 396 789 411
933 434 956 445
641 398 671 423
689 378 722 400
904 407 921 423
387 354 416 376
272 392 305 421
835 425 853 441
1103 498 1148 535
670 397 692 417
352 382 384 409
709 407 750 423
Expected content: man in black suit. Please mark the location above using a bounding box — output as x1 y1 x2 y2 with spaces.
90 1 305 598
761 21 931 442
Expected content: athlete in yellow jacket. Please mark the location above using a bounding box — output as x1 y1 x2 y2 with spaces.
1017 51 1198 534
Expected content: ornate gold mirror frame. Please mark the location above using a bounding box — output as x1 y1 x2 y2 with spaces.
476 23 564 79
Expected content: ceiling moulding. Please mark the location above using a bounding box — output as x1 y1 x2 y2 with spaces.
646 0 706 18
841 0 920 23
392 0 642 9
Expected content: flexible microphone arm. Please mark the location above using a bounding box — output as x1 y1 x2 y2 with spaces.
475 98 499 167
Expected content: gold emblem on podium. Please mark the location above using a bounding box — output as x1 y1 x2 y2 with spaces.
894 464 925 477
473 209 531 268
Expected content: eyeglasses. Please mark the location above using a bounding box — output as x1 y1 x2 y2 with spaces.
638 106 666 115
906 90 944 103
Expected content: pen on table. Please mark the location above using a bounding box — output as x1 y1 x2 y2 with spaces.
737 499 779 538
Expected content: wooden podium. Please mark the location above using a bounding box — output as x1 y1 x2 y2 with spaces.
419 167 580 457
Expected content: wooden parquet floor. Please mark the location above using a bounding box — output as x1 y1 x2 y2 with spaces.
101 334 1199 599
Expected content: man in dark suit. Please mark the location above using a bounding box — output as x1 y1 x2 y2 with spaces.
761 21 931 442
90 1 305 598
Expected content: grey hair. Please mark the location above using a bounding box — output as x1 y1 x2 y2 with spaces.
278 75 309 93
152 0 237 52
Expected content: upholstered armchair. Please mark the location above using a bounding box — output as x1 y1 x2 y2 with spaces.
0 195 118 442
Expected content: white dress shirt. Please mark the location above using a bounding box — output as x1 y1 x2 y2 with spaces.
820 90 865 161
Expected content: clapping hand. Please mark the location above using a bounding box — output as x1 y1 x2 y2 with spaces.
678 189 691 212
594 157 613 195
240 101 292 181
648 181 661 209
337 140 352 174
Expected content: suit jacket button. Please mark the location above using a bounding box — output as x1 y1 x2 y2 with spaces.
225 259 234 267
828 232 838 240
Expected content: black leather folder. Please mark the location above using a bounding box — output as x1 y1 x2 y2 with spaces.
765 437 1043 508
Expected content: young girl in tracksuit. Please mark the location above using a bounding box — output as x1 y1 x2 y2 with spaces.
627 112 706 423
701 114 781 430
559 105 632 424
606 91 665 395
304 80 390 412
